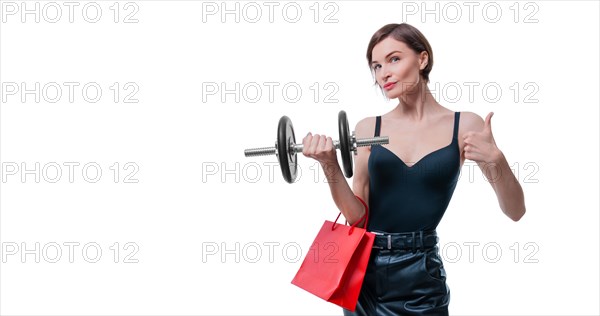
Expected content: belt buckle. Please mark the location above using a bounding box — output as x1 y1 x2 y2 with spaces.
371 232 392 250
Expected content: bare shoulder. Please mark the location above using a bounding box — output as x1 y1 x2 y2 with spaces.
354 116 377 139
458 111 485 136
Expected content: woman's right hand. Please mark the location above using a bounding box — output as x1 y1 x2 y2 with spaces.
301 132 339 166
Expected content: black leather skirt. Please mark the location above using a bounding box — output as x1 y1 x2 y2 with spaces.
342 230 450 316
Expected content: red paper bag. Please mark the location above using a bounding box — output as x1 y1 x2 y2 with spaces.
292 197 374 312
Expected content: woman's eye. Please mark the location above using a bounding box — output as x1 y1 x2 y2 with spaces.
372 64 381 71
391 56 400 62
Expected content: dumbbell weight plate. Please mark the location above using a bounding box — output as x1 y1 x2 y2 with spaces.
338 110 353 178
277 115 297 184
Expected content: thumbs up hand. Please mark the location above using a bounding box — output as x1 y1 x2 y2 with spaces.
463 112 503 164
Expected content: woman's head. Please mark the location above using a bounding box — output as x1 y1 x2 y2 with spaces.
366 23 433 98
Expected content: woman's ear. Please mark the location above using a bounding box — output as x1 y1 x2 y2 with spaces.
419 51 429 70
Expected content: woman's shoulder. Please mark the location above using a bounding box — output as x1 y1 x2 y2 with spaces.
455 111 487 140
457 111 485 130
354 116 378 138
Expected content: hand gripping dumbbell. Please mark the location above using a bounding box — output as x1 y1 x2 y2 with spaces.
244 110 389 183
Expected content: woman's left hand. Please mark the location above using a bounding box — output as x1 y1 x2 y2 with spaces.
463 112 503 164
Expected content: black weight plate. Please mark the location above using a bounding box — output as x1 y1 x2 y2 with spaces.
338 110 353 178
277 115 298 183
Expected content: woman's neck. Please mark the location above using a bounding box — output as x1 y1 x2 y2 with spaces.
390 84 443 122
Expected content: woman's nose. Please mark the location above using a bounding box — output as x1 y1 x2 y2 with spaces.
380 65 391 81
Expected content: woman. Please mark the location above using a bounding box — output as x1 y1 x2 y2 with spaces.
301 23 526 315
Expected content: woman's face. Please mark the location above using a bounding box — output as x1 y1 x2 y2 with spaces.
370 37 427 99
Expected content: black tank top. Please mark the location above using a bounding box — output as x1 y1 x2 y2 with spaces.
367 112 461 233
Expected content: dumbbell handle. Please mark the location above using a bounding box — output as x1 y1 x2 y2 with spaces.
244 136 389 157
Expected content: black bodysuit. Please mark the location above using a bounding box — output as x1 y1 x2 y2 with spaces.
342 112 460 316
367 112 461 233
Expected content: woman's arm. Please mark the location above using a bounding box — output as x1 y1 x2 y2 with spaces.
462 112 526 221
302 117 373 227
478 151 526 221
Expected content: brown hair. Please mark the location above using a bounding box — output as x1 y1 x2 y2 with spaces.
366 23 434 86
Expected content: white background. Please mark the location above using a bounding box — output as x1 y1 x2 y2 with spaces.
0 0 599 315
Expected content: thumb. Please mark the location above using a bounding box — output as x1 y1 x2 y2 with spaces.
484 112 494 132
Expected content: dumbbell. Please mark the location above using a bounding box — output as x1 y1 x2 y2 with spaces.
244 110 389 183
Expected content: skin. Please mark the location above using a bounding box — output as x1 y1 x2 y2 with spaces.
302 37 526 227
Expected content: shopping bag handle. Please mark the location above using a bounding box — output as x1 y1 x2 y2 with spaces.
332 195 369 235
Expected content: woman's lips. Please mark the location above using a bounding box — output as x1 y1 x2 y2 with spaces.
384 82 396 90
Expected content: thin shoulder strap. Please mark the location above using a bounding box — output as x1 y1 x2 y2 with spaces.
453 112 460 140
375 116 381 137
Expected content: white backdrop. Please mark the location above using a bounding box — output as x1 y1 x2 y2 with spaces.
1 1 599 315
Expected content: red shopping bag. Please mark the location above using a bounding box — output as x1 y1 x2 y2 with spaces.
291 196 374 312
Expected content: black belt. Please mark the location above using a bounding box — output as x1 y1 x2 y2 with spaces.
370 230 439 251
